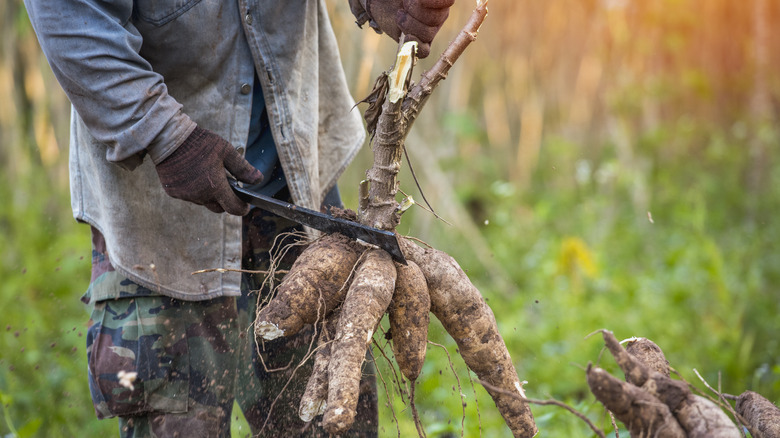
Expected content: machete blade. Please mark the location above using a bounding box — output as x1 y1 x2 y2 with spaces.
229 179 407 264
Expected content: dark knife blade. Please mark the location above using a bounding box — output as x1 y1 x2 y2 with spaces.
229 179 406 264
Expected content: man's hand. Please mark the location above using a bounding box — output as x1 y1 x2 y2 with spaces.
155 127 263 215
351 0 455 58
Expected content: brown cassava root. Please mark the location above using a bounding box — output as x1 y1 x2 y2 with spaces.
322 249 397 435
402 239 537 437
736 391 780 438
255 233 363 341
388 260 430 382
298 308 340 422
587 364 687 437
624 337 670 378
465 330 780 436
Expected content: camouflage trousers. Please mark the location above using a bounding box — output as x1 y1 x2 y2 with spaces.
85 196 378 437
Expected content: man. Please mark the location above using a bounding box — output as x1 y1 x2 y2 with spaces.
24 0 453 436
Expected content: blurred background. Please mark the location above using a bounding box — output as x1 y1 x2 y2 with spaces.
2 0 779 436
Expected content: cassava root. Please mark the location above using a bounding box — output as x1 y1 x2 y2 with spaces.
587 363 687 438
402 239 537 437
322 249 397 435
736 390 780 438
298 308 341 422
587 330 780 438
254 233 363 340
388 260 430 382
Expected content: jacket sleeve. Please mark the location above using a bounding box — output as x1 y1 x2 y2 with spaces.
24 0 196 168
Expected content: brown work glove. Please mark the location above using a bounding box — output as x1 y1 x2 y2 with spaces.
349 0 455 58
155 127 263 215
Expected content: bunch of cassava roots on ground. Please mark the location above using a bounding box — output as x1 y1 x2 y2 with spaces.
251 1 537 437
587 329 780 437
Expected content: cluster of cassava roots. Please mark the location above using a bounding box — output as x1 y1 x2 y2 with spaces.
586 330 780 438
251 1 537 437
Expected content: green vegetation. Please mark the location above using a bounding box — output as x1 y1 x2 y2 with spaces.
364 119 780 437
2 0 779 436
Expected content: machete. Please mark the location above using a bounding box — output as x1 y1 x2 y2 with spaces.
229 179 407 264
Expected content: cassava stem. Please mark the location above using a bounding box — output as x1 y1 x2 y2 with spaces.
359 41 416 231
359 1 490 229
401 0 489 134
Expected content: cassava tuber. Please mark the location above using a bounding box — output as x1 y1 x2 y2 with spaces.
388 260 430 382
323 249 396 435
255 233 363 341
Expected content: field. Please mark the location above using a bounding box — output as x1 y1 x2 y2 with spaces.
1 0 779 436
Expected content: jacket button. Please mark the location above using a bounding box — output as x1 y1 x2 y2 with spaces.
240 83 251 95
245 13 253 25
236 147 245 155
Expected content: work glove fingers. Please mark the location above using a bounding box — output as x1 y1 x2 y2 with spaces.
398 11 440 44
204 201 226 214
155 126 259 216
216 185 252 216
403 0 452 26
367 0 403 41
223 146 264 185
219 147 261 215
409 0 455 8
401 34 432 58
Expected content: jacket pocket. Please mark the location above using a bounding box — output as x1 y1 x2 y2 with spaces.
133 0 203 26
87 297 190 419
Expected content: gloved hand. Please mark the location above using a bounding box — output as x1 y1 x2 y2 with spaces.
350 0 455 58
155 127 263 215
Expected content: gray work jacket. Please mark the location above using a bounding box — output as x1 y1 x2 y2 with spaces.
25 0 365 301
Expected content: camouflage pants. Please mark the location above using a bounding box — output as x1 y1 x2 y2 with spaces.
85 196 378 437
